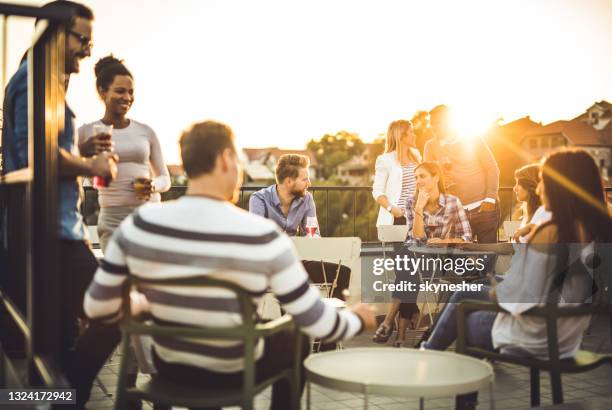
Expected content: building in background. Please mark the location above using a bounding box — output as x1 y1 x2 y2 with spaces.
520 101 612 181
336 142 384 185
241 147 319 183
485 116 542 187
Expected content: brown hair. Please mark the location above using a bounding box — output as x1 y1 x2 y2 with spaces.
386 120 419 164
535 148 612 243
514 163 542 221
415 162 446 195
179 121 235 178
275 154 310 184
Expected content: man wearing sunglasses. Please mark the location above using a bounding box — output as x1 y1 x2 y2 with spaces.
1 2 119 408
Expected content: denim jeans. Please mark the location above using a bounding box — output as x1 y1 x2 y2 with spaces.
423 286 496 409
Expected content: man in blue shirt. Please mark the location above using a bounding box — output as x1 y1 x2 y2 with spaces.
2 2 118 408
249 154 319 236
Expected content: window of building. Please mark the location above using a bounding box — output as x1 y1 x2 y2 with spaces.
529 138 537 149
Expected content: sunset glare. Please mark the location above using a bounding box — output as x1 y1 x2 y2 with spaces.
2 0 612 163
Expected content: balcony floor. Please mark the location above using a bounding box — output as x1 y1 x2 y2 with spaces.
88 315 612 410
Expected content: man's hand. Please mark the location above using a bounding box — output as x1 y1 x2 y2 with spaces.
390 206 405 218
90 151 118 179
479 202 496 213
415 191 430 212
350 303 376 330
79 133 112 157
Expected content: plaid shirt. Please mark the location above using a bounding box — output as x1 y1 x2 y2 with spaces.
405 194 472 243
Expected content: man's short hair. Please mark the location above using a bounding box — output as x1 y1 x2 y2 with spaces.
38 1 94 26
429 104 450 119
275 154 310 184
180 121 235 178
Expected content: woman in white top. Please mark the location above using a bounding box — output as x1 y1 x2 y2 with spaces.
371 120 421 346
511 164 551 243
420 148 611 409
79 56 170 252
372 120 421 226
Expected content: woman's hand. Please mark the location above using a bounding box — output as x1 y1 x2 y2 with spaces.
415 191 429 212
390 206 405 218
133 177 154 201
511 224 533 242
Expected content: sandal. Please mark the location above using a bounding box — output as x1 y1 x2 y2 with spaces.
393 339 405 348
372 322 393 344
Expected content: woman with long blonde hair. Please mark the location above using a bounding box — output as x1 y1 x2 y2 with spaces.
372 120 421 346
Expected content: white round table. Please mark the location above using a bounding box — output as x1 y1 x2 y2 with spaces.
304 347 495 410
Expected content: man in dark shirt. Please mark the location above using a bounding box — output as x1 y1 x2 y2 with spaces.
424 105 500 243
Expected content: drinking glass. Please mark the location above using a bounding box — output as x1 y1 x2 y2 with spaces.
305 216 318 238
92 123 114 189
133 177 152 200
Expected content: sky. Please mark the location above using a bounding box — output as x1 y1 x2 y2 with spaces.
3 0 612 163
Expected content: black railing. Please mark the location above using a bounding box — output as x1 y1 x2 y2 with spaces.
84 185 612 242
0 3 73 389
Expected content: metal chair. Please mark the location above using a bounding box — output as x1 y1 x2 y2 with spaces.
456 300 612 407
114 275 302 410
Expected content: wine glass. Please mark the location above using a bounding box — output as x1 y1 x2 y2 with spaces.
91 123 114 189
305 216 318 238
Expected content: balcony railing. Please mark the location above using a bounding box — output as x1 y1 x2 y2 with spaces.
84 185 612 242
1 2 73 389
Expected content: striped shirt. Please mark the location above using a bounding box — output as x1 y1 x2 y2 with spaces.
397 164 417 209
83 196 363 373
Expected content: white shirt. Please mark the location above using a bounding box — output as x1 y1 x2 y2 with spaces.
78 119 171 208
372 149 421 227
518 205 552 243
492 243 593 359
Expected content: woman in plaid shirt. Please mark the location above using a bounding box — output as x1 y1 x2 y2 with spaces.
406 162 472 244
389 162 473 347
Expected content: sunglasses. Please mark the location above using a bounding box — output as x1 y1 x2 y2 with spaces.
68 30 93 49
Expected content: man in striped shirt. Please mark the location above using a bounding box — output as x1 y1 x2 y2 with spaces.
84 120 375 409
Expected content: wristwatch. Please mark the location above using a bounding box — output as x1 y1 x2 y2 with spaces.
386 205 393 212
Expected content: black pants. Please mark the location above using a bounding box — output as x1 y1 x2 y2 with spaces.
56 240 121 409
393 217 419 319
154 329 310 410
466 206 500 244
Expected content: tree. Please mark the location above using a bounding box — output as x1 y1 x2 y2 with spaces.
410 110 434 155
307 131 365 179
367 137 385 172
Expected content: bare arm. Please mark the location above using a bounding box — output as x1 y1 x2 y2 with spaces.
59 148 117 179
476 138 500 202
412 191 429 239
412 209 426 239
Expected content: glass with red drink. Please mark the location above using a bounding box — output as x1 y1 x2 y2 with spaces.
305 216 318 238
92 123 113 189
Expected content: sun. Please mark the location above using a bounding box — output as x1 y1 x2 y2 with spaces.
450 106 497 140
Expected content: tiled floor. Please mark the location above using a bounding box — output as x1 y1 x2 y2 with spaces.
88 315 612 410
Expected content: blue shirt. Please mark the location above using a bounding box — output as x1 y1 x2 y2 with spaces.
2 61 86 241
249 184 319 236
